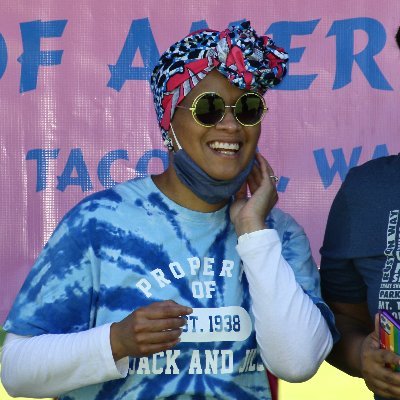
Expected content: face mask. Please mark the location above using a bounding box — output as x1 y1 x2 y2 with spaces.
170 124 254 204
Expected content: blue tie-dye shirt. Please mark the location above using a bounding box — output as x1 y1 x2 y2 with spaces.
5 176 336 400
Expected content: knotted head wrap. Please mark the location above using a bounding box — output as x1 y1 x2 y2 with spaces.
150 20 289 149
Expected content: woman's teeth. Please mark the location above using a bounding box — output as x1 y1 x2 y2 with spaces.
209 142 239 154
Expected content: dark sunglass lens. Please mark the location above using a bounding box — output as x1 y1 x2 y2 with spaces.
236 94 264 125
195 94 225 125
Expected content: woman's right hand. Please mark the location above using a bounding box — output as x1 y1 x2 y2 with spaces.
230 152 278 236
110 300 192 361
360 315 400 399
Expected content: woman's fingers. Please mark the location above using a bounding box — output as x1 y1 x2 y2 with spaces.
133 315 188 333
135 329 183 346
361 331 400 398
253 153 277 186
140 300 192 320
234 181 248 200
111 300 192 360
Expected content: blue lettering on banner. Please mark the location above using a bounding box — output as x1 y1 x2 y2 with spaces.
25 145 391 193
276 176 289 193
314 144 390 188
0 16 393 91
106 16 393 91
57 148 93 192
327 18 392 90
107 18 159 90
0 33 7 79
135 149 169 178
98 149 129 189
18 19 67 93
26 148 291 193
314 146 362 188
190 20 208 32
26 149 60 191
371 143 389 159
26 145 392 193
266 20 320 90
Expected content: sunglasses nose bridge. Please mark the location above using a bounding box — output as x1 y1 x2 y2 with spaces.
224 105 236 117
217 105 241 128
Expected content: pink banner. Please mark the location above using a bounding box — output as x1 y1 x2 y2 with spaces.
1 0 400 323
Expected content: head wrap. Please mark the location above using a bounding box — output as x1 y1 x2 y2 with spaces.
150 20 289 148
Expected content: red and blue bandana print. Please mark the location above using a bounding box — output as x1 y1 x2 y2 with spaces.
150 20 289 147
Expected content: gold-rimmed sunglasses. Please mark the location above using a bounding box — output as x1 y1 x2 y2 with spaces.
176 91 268 127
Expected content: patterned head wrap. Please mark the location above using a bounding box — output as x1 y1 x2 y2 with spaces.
150 20 289 149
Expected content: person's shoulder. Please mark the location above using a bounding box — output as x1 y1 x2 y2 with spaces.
78 177 148 207
73 186 122 212
340 155 400 198
268 207 304 237
61 178 147 222
347 154 400 181
269 207 290 225
269 208 313 261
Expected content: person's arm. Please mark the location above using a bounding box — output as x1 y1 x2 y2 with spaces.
1 300 192 398
237 229 332 382
230 153 334 382
326 301 400 399
1 324 127 398
325 301 372 376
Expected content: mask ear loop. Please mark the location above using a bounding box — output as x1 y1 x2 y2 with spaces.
169 124 183 152
164 137 175 151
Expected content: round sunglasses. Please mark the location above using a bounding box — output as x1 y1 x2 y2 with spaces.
176 92 267 127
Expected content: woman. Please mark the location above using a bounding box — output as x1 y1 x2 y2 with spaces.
1 21 337 400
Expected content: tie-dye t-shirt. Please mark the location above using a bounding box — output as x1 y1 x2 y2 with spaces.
5 176 332 400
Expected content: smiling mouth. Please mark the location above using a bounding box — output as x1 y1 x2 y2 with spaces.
208 141 240 155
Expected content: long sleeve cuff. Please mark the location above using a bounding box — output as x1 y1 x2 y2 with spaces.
1 324 128 398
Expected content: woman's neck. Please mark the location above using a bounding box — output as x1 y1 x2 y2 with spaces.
151 167 229 213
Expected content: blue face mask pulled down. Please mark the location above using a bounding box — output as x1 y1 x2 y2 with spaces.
173 148 254 204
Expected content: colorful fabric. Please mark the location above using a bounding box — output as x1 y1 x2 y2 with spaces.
5 176 330 400
150 20 288 147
